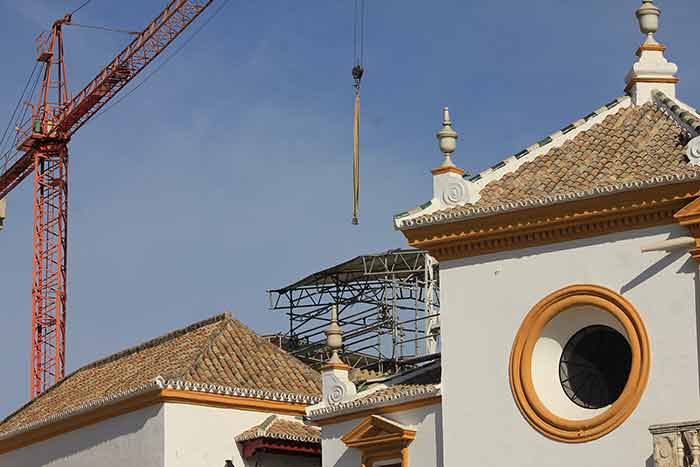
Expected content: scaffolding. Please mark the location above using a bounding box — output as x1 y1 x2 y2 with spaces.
267 249 440 374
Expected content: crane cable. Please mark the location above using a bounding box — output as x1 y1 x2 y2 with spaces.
89 0 231 124
70 0 93 16
351 0 365 225
0 62 39 155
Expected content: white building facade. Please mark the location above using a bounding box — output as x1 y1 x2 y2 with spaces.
390 1 700 467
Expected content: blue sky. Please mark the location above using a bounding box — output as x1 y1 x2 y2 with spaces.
0 0 698 416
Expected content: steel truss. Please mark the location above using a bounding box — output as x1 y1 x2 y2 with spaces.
268 249 440 373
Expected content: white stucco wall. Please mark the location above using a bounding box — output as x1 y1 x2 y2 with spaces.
320 403 442 467
440 224 700 467
0 404 165 467
0 402 317 467
163 402 308 467
253 452 321 467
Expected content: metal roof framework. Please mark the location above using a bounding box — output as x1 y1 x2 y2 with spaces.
268 249 440 373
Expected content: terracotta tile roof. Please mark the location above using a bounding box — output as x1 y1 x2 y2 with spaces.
236 415 320 443
356 384 440 403
472 102 696 208
307 383 440 420
398 93 700 229
0 313 321 436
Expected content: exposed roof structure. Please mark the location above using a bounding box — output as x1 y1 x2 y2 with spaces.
236 415 320 444
268 249 440 372
396 91 700 230
0 313 321 436
270 248 431 291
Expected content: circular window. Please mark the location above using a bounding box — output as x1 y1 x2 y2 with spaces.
559 325 632 409
509 285 650 443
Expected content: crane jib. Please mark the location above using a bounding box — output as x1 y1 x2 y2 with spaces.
0 0 215 201
53 0 214 137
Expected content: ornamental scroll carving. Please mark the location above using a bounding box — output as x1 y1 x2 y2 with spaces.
321 370 356 407
687 137 700 166
652 428 700 467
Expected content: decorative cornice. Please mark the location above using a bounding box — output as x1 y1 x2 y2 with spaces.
399 172 700 230
402 180 700 262
673 197 700 261
650 420 700 435
307 384 440 421
236 430 320 444
235 417 320 444
0 376 321 454
159 379 322 405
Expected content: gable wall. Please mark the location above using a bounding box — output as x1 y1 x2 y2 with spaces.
163 402 304 467
0 404 165 467
439 223 700 467
320 404 443 467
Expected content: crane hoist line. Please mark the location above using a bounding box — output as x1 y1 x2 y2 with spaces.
351 0 366 225
0 0 218 400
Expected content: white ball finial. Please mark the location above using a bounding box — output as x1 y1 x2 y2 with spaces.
436 107 459 168
636 0 661 42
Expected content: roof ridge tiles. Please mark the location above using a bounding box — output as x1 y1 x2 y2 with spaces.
181 313 232 380
0 313 230 427
81 313 230 375
652 90 700 136
469 96 630 184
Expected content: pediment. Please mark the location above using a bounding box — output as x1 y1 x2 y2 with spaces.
341 415 415 449
674 197 700 226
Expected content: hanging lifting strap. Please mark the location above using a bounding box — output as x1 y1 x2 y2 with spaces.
352 70 362 225
351 0 365 225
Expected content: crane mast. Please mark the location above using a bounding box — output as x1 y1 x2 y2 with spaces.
0 0 215 399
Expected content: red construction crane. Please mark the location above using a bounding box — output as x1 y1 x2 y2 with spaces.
0 0 215 399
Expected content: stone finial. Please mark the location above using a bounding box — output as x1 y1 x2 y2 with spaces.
436 107 459 169
325 305 344 365
626 0 678 105
636 0 661 43
430 107 479 208
320 305 356 406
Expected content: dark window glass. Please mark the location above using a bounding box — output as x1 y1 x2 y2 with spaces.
559 325 632 409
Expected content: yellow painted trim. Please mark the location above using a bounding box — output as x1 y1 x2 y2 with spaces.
402 181 700 261
431 166 465 176
0 389 310 454
625 76 680 93
636 42 667 55
509 284 650 443
321 362 353 371
673 197 700 260
159 389 308 416
313 395 441 426
343 415 415 467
